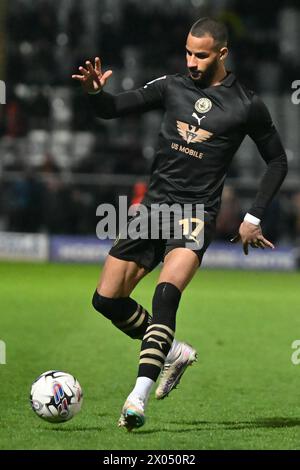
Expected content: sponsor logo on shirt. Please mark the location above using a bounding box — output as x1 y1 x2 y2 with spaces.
176 120 212 144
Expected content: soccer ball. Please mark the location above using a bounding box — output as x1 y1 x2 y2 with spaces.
30 370 83 423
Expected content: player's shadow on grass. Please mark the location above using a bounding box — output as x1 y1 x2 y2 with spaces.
138 417 300 434
51 426 101 432
48 413 108 432
220 417 300 431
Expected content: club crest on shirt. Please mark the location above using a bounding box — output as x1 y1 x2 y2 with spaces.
195 97 212 113
176 121 213 144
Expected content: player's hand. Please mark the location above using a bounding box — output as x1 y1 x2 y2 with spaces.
72 57 113 93
230 221 275 255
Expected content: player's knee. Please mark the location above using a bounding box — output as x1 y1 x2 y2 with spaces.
92 290 115 320
92 289 150 339
92 289 136 321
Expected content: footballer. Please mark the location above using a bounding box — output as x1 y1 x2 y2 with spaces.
72 17 288 431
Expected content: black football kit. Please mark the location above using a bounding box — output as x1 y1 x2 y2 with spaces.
88 72 288 269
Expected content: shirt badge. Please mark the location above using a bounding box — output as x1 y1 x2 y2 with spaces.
195 98 212 113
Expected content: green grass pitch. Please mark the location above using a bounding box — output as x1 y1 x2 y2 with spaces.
1 261 300 450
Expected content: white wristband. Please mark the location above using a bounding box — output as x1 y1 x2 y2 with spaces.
244 213 261 225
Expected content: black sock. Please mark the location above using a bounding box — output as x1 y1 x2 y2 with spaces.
137 282 181 381
92 291 151 340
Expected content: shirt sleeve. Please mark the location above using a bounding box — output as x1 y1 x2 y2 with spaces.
245 94 288 220
87 75 169 119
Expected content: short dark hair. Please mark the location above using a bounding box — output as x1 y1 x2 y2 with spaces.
190 17 228 49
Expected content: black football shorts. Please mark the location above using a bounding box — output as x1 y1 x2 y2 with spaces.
109 207 216 271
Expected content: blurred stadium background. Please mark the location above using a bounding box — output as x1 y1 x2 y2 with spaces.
0 0 300 269
1 0 300 452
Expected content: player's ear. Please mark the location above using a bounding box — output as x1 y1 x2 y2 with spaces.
219 47 228 61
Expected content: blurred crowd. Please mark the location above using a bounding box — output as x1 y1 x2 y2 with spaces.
2 173 300 246
0 0 300 243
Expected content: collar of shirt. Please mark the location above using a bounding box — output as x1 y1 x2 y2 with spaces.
190 71 236 89
220 71 236 87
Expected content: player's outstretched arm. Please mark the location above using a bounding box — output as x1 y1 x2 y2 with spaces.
230 221 274 256
72 58 166 119
72 57 112 94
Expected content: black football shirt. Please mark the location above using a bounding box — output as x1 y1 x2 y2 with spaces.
89 72 287 220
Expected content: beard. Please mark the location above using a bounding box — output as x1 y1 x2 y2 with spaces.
188 56 219 87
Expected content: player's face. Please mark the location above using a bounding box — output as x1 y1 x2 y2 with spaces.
186 33 224 85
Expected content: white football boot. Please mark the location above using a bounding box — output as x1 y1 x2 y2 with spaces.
118 395 145 431
155 342 198 400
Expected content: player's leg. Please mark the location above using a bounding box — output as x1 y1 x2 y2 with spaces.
119 248 200 430
157 246 200 290
153 214 216 400
92 254 151 340
96 254 148 298
154 248 200 399
93 247 191 361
